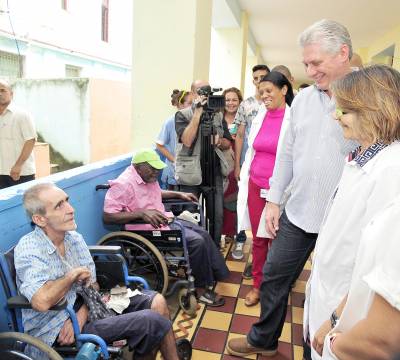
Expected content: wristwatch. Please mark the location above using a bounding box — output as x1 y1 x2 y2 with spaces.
330 310 339 328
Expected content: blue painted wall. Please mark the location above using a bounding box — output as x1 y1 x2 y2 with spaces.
0 154 131 331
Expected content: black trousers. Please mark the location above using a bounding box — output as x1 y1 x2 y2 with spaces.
248 211 317 350
0 174 35 189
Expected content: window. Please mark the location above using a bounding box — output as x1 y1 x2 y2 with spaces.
101 0 109 42
61 0 68 10
65 64 82 78
0 50 24 78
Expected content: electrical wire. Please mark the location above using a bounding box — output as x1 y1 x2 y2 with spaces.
6 0 22 77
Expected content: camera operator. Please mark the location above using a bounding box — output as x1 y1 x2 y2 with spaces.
175 80 232 247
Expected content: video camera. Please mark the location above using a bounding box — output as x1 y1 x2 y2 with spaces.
197 85 225 111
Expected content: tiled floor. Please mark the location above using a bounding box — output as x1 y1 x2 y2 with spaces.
171 239 311 360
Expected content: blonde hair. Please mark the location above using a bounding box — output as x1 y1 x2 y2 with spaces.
331 65 400 143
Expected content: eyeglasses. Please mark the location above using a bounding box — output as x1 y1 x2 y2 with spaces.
335 107 347 118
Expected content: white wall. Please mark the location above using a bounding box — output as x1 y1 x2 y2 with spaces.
12 79 91 163
0 0 131 79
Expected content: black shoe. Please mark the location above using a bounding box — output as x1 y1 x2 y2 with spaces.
242 264 253 280
176 338 192 360
198 290 225 307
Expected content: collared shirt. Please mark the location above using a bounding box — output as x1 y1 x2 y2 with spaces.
322 194 400 360
304 141 400 358
233 95 262 164
156 115 177 186
233 95 261 127
0 103 37 175
266 85 357 233
103 165 173 231
14 227 96 358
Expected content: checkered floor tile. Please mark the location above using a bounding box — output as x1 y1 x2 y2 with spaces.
171 239 311 360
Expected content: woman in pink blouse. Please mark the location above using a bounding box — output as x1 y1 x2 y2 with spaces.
237 71 294 306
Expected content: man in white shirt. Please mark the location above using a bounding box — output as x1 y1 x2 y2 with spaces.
227 19 356 359
0 80 36 189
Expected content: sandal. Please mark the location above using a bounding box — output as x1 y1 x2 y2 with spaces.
198 290 225 307
244 288 260 307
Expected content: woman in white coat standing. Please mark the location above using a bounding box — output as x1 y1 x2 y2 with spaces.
237 71 293 306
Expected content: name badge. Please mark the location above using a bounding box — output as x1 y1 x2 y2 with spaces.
260 188 268 199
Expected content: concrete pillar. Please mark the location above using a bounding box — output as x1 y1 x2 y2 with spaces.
131 0 212 149
243 47 263 99
209 12 248 92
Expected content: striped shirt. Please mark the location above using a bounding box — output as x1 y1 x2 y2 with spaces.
266 85 357 233
14 227 96 359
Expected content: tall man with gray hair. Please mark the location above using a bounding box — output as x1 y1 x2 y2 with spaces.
227 19 357 358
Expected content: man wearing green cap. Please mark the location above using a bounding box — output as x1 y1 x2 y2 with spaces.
103 149 229 306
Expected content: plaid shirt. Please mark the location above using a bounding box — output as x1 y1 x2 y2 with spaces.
14 227 96 359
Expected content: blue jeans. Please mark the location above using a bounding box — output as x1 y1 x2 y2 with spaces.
248 211 317 349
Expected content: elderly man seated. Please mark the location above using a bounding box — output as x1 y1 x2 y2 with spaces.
14 183 182 360
103 149 229 307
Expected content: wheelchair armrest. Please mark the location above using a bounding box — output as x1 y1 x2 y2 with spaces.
7 295 31 309
88 245 122 255
95 184 110 191
7 295 67 310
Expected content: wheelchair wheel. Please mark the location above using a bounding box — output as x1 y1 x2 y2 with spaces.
178 288 198 316
98 231 169 294
0 332 63 360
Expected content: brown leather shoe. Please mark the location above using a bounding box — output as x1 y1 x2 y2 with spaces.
226 337 277 357
244 288 260 307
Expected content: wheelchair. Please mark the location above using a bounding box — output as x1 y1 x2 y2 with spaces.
0 331 103 359
0 244 191 359
96 184 202 316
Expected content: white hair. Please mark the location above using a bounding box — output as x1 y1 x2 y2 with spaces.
23 183 56 218
298 19 353 59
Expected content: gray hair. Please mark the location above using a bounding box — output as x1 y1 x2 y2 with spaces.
23 183 56 218
298 19 353 60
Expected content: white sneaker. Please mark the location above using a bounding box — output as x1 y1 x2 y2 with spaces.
232 242 244 260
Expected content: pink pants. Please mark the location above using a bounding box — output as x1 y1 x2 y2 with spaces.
248 177 270 289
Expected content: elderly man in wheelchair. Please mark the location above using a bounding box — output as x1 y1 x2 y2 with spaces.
13 183 185 360
102 149 229 307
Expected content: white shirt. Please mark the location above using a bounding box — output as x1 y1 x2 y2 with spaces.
266 86 356 233
304 141 400 359
0 104 36 176
322 194 400 359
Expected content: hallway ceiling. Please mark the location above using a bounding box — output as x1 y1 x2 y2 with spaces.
236 0 400 83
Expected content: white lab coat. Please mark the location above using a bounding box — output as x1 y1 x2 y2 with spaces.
237 104 290 236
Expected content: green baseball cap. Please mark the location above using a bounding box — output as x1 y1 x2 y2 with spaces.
131 149 167 170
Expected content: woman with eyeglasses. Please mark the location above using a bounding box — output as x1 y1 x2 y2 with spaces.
305 65 400 360
237 71 294 307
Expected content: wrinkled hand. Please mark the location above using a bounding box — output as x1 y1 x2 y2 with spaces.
57 319 75 345
10 164 22 181
180 192 198 202
265 202 280 238
312 319 332 356
68 267 92 285
141 209 169 228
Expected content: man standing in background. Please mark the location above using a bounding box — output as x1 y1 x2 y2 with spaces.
0 80 36 189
